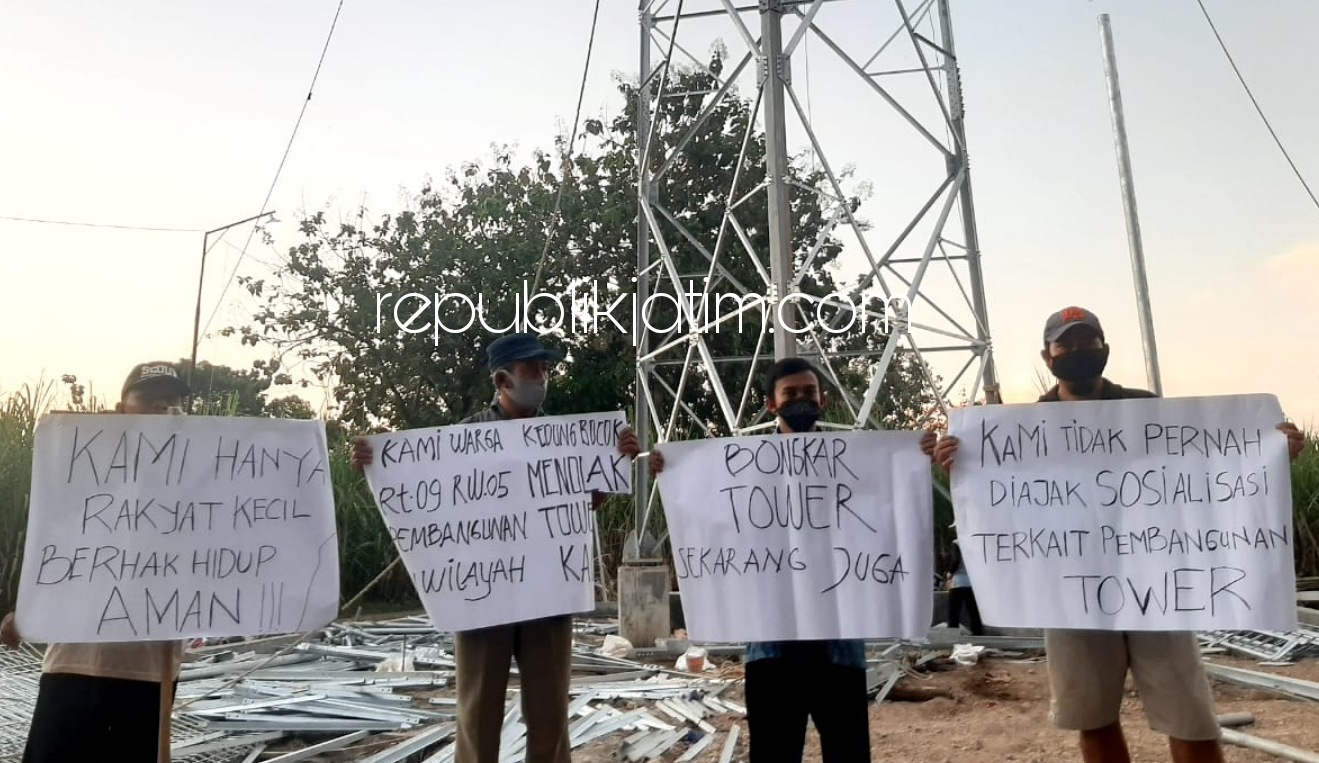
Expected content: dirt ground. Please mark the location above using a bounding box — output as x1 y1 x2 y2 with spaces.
305 652 1319 763
675 654 1319 763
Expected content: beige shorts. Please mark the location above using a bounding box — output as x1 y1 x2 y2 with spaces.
1044 629 1220 741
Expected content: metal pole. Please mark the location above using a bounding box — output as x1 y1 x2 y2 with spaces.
761 0 796 360
1099 14 1162 395
188 211 276 393
938 0 1000 404
189 232 210 393
633 5 653 551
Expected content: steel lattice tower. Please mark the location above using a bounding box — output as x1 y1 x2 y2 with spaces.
629 0 999 555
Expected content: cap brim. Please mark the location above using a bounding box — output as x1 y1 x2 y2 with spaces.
491 349 565 368
525 348 564 364
127 376 192 398
1044 321 1098 344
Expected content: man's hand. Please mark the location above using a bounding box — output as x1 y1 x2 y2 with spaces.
591 491 606 511
617 427 642 460
932 435 959 473
616 426 665 478
919 429 937 458
1 612 20 650
1278 422 1305 462
649 449 665 479
349 436 374 473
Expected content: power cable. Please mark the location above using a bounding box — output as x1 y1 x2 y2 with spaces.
200 0 347 340
1194 0 1319 212
528 0 603 296
0 214 200 233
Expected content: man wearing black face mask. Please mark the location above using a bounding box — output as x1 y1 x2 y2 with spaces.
736 359 871 763
351 333 595 763
1037 306 1125 399
636 358 937 763
931 306 1306 763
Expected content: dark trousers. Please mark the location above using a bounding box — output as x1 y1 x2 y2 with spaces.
454 616 573 763
23 673 167 763
744 658 871 763
948 586 984 635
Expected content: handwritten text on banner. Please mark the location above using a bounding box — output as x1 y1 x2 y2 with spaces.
946 394 1296 631
363 411 631 632
657 431 934 642
17 414 340 642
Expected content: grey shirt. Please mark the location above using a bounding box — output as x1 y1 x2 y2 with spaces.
460 399 543 425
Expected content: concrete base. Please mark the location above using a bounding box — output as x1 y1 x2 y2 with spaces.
618 562 671 648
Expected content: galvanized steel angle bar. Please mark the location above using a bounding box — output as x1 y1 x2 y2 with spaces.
261 730 371 763
718 724 742 763
169 731 284 757
676 731 718 762
568 705 621 745
652 202 759 296
297 696 436 724
201 718 401 732
806 22 949 154
187 693 330 716
354 722 457 763
574 708 656 746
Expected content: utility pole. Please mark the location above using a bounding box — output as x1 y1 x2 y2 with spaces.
189 211 276 392
1099 14 1163 395
762 0 796 360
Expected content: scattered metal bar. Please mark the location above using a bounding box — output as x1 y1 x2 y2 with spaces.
1203 662 1319 702
676 732 717 762
262 730 371 762
718 725 741 763
1220 728 1319 763
354 722 456 763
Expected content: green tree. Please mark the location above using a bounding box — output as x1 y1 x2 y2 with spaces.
172 359 314 419
238 53 938 434
264 395 316 420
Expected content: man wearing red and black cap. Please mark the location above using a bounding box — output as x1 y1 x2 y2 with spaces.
1 362 192 762
929 307 1305 763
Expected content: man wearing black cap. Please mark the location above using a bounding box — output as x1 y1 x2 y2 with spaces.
1 362 192 762
351 333 607 763
929 307 1305 763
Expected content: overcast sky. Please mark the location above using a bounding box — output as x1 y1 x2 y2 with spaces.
1 0 1315 426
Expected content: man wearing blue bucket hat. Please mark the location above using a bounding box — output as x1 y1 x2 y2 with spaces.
351 332 631 763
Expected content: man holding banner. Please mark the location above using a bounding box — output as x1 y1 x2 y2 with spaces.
638 358 936 763
352 332 634 763
930 306 1305 763
0 362 192 763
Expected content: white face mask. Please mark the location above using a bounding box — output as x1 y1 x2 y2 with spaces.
503 374 547 410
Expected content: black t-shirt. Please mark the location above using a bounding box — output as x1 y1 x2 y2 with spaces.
1037 379 1157 403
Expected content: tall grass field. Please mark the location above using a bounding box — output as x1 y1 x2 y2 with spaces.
1 384 1316 615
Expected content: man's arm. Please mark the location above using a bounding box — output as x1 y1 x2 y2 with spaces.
1 612 19 650
1278 422 1305 462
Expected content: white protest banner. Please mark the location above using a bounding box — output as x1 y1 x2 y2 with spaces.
16 413 340 643
656 431 934 642
946 393 1296 631
362 411 631 632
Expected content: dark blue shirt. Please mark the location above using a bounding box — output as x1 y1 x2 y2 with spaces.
745 638 867 669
